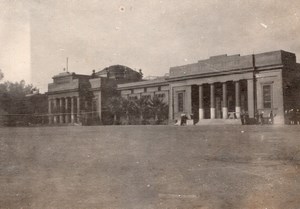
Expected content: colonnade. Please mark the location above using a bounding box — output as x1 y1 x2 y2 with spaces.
198 80 242 120
48 96 81 124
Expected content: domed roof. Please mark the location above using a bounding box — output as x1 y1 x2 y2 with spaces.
96 65 135 76
94 65 143 82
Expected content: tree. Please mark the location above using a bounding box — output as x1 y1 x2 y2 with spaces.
135 97 151 123
106 96 123 124
119 97 138 124
150 95 168 124
0 80 37 126
0 80 33 113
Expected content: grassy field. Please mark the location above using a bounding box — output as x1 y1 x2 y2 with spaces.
0 125 300 209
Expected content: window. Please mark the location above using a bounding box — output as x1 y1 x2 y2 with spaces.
262 84 272 108
178 92 184 112
158 86 161 91
144 87 147 93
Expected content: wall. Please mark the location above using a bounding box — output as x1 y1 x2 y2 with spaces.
255 69 284 124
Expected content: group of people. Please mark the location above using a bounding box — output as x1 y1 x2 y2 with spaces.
285 109 300 125
176 109 300 125
240 111 275 125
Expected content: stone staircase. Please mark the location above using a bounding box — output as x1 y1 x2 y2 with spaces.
196 119 242 125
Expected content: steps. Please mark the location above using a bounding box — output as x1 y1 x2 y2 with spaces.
196 119 242 125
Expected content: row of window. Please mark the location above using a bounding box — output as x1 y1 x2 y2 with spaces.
128 93 166 100
130 86 163 94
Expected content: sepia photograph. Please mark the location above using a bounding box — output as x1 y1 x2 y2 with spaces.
0 0 300 208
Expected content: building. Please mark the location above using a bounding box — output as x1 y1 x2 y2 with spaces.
47 50 300 125
117 76 169 103
47 65 142 125
117 50 300 125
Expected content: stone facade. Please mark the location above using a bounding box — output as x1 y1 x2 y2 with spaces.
118 50 300 125
47 50 300 125
118 77 169 104
47 65 142 125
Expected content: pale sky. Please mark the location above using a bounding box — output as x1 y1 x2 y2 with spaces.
1 0 300 92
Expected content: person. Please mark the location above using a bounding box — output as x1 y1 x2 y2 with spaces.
288 109 293 124
296 109 300 125
244 112 249 125
255 111 259 124
269 111 274 124
259 112 264 125
180 114 187 126
284 110 289 124
291 109 296 125
240 111 245 125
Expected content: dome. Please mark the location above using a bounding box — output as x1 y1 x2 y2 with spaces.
95 65 142 82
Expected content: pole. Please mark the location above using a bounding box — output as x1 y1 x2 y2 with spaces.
66 57 68 72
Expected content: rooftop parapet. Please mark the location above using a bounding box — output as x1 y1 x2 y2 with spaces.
169 50 296 79
117 76 168 90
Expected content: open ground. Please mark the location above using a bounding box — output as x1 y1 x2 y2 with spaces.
0 125 300 209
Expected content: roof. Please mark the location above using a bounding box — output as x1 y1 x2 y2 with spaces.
96 65 137 76
168 50 296 80
117 76 168 90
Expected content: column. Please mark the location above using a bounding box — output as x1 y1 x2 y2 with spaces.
98 92 102 123
222 82 228 119
199 85 204 120
235 81 241 119
185 86 192 116
210 83 215 119
59 98 64 124
247 79 255 118
65 97 69 123
77 97 81 123
168 86 174 122
53 99 57 124
48 99 52 124
71 97 75 123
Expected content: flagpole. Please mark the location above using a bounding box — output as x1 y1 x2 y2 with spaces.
66 57 69 72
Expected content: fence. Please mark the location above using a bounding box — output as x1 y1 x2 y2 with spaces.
0 111 102 126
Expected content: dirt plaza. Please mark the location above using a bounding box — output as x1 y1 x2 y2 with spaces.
0 125 299 209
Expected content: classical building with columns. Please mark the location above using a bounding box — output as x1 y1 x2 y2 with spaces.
118 50 300 125
47 65 142 125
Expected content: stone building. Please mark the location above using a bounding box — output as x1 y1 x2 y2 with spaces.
118 50 300 125
47 65 142 125
47 50 300 125
117 76 169 103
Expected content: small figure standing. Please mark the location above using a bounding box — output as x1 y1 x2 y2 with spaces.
245 112 249 125
291 109 297 125
240 112 245 125
296 109 300 125
259 112 264 125
240 111 245 125
269 111 274 124
255 111 259 124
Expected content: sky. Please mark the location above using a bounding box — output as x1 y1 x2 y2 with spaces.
0 0 300 92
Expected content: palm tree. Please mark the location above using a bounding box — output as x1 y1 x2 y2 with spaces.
120 97 136 124
150 95 168 124
106 96 122 124
135 97 151 123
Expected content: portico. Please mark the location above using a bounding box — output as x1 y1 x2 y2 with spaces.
167 50 298 125
170 78 249 124
47 65 143 125
48 95 81 125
